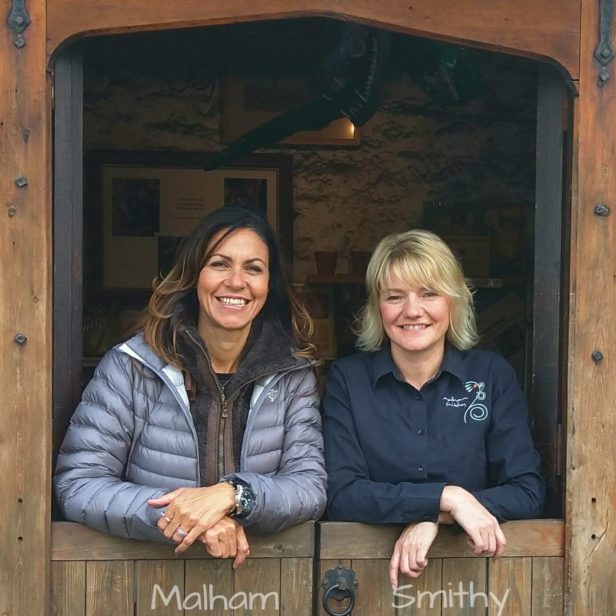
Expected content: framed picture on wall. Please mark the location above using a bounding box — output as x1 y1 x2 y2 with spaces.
84 151 293 301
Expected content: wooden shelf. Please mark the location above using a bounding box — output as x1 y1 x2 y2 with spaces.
306 274 527 289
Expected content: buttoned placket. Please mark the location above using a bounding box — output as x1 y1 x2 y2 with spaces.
411 387 428 478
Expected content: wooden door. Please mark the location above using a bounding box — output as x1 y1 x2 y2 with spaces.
51 522 314 616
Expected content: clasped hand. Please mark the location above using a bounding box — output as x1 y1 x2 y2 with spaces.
390 487 506 586
148 485 250 567
390 521 439 589
441 486 507 558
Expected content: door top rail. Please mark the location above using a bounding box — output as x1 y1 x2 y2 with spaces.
51 521 315 560
319 519 564 559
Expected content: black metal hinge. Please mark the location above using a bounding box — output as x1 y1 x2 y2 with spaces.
595 0 615 86
6 0 31 48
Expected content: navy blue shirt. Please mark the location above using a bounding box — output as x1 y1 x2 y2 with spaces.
322 343 545 524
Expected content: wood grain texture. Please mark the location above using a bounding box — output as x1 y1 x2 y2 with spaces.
566 1 616 614
233 559 281 616
349 559 392 616
534 63 567 517
52 49 84 462
46 0 580 78
136 560 185 615
319 520 564 559
531 557 564 615
52 521 314 559
441 558 486 615
184 559 235 616
280 558 313 616
488 557 532 616
394 558 443 616
0 0 52 614
50 561 86 616
86 561 134 616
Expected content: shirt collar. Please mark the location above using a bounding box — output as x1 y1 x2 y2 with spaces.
438 343 467 384
372 342 467 387
372 343 399 386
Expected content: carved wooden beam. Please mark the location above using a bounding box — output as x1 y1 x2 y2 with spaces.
46 0 581 79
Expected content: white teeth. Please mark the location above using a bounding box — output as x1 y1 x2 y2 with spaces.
402 324 427 330
219 297 248 306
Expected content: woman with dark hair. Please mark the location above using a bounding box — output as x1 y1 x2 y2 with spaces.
55 206 326 567
323 229 544 587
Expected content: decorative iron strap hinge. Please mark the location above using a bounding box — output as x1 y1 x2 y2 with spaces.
595 0 615 86
6 0 31 48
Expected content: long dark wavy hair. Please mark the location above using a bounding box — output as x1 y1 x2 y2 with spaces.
135 206 317 368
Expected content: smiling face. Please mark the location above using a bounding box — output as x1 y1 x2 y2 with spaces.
196 227 269 340
378 272 451 362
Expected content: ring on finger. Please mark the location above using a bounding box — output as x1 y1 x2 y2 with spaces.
175 527 189 539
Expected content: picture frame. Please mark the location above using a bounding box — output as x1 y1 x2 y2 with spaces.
222 74 360 146
84 150 293 304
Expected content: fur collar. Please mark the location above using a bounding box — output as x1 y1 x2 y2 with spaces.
177 318 302 395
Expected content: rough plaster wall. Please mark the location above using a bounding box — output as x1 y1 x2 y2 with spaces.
84 45 536 282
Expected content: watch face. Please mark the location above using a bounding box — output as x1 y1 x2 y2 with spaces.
237 485 256 517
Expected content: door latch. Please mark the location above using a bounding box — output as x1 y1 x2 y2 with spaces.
322 565 358 616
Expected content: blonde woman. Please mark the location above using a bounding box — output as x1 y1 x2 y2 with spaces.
323 229 544 587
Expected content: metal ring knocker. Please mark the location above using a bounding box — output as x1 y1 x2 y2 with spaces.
322 565 358 616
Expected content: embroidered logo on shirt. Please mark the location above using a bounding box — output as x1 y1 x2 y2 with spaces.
463 380 488 423
443 396 468 408
266 386 279 402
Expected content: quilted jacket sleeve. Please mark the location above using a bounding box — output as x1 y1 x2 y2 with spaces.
54 349 170 542
229 369 327 534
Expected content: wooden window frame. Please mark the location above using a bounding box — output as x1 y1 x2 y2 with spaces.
52 37 569 518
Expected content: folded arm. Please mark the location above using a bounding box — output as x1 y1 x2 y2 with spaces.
54 351 173 542
225 369 327 534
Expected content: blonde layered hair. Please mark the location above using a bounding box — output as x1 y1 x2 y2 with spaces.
356 229 478 352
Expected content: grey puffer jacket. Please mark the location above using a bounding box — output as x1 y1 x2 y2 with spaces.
54 333 327 541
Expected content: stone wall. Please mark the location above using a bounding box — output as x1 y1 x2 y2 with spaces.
83 26 537 282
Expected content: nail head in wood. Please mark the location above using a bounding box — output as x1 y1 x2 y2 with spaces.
591 350 604 363
14 334 27 345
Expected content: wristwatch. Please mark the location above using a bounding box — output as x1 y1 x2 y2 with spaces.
223 477 256 518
